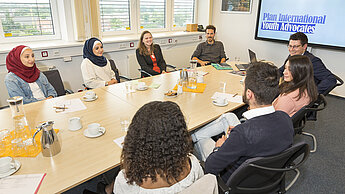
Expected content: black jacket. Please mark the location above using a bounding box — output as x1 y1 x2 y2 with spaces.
136 44 167 77
205 111 294 182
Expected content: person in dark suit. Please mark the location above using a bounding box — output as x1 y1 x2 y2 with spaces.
279 32 336 94
136 31 167 77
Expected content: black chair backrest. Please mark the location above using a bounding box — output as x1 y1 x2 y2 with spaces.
226 142 310 194
109 59 121 83
322 74 344 95
42 69 66 97
291 105 310 135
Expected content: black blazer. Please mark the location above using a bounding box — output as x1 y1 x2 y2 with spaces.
136 44 167 77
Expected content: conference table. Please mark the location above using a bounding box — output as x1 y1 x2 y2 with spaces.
0 64 245 193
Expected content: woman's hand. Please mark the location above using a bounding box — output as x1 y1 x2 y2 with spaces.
46 96 54 99
107 79 118 85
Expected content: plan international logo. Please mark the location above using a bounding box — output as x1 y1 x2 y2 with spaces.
261 13 326 34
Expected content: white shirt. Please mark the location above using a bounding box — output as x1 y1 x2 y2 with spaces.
81 58 116 89
113 154 204 194
242 105 275 120
28 82 45 100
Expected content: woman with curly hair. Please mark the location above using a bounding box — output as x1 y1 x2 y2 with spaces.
113 101 204 193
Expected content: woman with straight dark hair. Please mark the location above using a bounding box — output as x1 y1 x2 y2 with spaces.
273 55 318 117
136 31 167 77
112 101 203 193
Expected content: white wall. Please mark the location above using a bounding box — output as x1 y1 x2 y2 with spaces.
212 0 345 97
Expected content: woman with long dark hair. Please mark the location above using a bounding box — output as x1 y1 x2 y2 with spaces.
113 101 203 193
273 55 318 116
136 31 167 77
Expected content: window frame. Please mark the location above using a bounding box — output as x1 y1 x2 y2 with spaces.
101 0 197 37
171 0 196 31
100 0 137 36
0 0 61 43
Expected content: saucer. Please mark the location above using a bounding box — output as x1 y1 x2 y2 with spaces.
84 127 106 138
0 160 21 179
68 125 82 131
212 100 228 107
136 86 148 91
82 95 98 102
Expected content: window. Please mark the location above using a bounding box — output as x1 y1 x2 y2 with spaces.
0 0 55 38
99 0 131 32
139 0 166 29
173 0 194 28
98 0 196 36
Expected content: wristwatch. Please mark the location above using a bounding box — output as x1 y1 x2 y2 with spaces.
213 146 220 152
105 82 109 86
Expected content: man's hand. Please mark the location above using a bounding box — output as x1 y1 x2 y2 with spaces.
215 135 227 147
108 79 118 85
199 60 210 66
226 126 235 138
162 71 166 74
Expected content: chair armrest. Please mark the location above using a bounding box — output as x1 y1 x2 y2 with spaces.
166 64 177 69
217 174 231 193
119 75 132 81
138 69 152 77
306 94 327 112
65 89 74 94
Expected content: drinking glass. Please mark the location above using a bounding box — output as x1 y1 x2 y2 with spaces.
120 117 131 132
220 82 226 93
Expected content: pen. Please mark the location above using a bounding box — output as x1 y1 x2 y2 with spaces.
53 106 68 109
233 93 238 97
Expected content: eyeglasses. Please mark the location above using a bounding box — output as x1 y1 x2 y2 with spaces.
287 44 302 49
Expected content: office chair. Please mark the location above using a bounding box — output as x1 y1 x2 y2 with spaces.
42 67 73 96
217 142 310 194
291 94 327 152
109 59 131 83
322 74 344 96
138 64 177 77
83 59 132 90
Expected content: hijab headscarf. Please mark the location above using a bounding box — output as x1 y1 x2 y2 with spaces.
83 37 107 67
6 45 40 83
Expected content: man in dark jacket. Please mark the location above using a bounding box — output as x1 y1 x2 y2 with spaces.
204 62 294 182
279 32 336 94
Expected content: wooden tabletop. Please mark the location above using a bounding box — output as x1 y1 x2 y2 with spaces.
0 64 245 193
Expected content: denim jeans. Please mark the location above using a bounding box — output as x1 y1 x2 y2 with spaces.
192 113 240 161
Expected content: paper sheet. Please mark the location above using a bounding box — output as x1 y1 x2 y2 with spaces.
0 173 46 194
197 71 209 76
113 136 125 149
149 82 161 89
212 92 243 104
51 98 87 113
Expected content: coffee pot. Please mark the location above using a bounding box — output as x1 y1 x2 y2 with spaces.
32 121 61 157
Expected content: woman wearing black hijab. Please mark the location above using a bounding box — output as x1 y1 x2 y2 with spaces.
81 37 118 89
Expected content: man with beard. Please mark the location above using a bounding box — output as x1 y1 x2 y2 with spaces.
191 25 227 66
191 62 294 181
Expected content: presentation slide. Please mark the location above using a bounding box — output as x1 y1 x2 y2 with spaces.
255 0 345 49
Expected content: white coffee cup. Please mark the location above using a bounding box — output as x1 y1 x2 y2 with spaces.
197 75 204 83
138 82 146 89
84 91 96 99
88 123 102 135
68 117 82 131
215 96 226 105
0 157 15 174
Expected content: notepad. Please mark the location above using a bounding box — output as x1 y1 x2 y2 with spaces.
0 173 46 194
211 63 233 70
